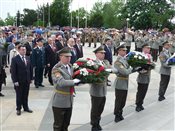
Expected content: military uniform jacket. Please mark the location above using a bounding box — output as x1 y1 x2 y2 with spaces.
114 55 132 90
137 53 152 84
52 62 75 108
159 49 171 76
90 59 110 97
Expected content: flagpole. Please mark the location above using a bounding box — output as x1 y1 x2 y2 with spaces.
70 0 73 27
77 2 79 29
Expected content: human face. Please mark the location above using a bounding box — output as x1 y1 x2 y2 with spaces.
18 47 26 56
164 43 171 50
143 47 150 54
96 52 105 60
60 55 71 64
118 49 127 57
37 41 43 47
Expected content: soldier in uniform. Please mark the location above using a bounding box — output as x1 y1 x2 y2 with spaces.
90 46 110 131
51 47 81 131
158 41 172 101
113 44 133 123
135 44 153 112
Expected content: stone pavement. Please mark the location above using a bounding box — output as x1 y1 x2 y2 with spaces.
0 43 174 131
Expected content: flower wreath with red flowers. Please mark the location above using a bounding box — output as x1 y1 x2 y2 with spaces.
73 58 110 83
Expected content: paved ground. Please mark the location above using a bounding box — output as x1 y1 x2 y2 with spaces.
0 42 174 131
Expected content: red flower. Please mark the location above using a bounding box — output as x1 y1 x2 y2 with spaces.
87 69 95 73
87 58 93 60
76 61 84 66
98 66 105 72
73 70 80 78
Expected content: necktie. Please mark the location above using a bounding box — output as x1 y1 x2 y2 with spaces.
66 65 71 75
22 56 27 65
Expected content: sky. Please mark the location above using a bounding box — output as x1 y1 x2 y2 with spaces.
0 0 109 20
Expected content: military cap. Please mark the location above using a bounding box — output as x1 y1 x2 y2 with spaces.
115 43 127 52
36 38 43 42
93 46 106 53
57 47 72 56
142 43 150 48
162 41 170 46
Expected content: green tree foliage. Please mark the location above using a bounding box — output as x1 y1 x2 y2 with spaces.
89 2 104 27
71 8 89 28
4 13 15 26
0 18 5 26
50 0 70 26
121 0 175 29
21 9 37 26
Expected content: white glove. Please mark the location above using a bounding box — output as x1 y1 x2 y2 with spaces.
14 82 19 86
112 67 118 73
73 79 81 84
105 69 112 73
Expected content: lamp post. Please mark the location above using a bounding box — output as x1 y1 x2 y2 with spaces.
126 18 130 29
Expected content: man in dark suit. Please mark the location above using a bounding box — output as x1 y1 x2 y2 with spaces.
74 38 83 59
24 34 33 56
11 45 33 116
67 38 77 64
32 38 45 88
45 37 57 85
104 37 113 65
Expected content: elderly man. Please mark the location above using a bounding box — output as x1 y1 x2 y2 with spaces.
51 47 80 131
67 38 77 64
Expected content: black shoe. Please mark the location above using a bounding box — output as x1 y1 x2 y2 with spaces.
114 115 122 123
158 96 165 101
39 84 45 87
50 82 54 86
35 85 39 88
140 105 144 110
97 125 102 130
135 106 143 112
17 110 21 116
91 126 99 131
44 75 47 78
24 109 33 113
119 115 124 120
0 93 4 97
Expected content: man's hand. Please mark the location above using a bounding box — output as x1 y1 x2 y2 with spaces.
73 79 81 84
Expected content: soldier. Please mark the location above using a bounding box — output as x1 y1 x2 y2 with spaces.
135 44 153 112
92 31 98 48
158 41 172 101
51 47 81 131
113 44 133 123
90 46 110 131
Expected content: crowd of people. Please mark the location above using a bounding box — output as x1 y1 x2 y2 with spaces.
0 26 174 131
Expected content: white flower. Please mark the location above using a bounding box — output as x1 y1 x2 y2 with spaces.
73 63 79 69
87 60 95 66
134 55 138 58
80 68 89 76
138 56 142 60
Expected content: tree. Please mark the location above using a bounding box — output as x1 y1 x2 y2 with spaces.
21 8 37 26
89 2 104 27
71 8 89 28
4 13 15 26
50 0 70 26
0 18 5 26
121 0 175 29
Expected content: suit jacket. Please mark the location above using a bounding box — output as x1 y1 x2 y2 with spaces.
32 47 45 67
104 44 112 65
45 44 57 67
52 62 75 108
113 55 132 90
90 60 110 97
74 44 83 59
55 40 64 51
159 49 171 75
11 55 33 84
